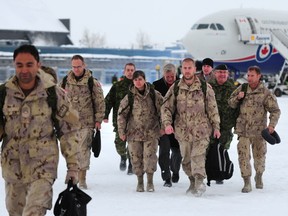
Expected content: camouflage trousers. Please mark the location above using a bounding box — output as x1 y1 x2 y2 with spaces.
5 178 53 216
237 136 267 177
128 139 158 176
77 128 94 170
115 131 129 158
180 138 209 178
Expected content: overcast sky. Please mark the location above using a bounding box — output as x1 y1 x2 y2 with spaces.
19 0 288 48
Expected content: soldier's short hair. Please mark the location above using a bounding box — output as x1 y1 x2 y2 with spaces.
13 44 40 62
162 63 176 74
248 65 261 74
132 70 145 80
71 54 85 63
181 58 195 65
124 63 135 70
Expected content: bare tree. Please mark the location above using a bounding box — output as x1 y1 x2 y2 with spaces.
79 29 106 48
136 30 152 49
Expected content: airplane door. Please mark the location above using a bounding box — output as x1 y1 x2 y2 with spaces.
235 16 252 42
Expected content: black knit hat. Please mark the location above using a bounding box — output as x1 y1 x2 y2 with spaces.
202 58 214 68
261 128 281 145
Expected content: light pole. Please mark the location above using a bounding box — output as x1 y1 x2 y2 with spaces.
155 64 161 80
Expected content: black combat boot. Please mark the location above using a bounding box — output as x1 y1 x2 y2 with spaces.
127 158 133 175
120 156 127 171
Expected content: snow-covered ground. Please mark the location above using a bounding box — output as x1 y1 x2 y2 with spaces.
0 84 287 216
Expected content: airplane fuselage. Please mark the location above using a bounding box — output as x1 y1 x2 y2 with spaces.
182 8 288 75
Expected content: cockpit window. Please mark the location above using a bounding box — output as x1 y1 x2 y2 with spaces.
197 24 209 29
216 23 225 30
192 23 225 31
210 23 217 30
191 24 198 29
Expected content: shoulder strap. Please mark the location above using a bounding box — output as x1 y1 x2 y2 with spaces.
88 76 96 118
0 83 6 112
88 76 94 94
241 83 248 93
199 79 208 115
46 86 62 138
239 83 248 104
0 84 7 138
125 90 134 122
200 79 207 96
173 80 180 97
147 82 157 113
61 75 68 89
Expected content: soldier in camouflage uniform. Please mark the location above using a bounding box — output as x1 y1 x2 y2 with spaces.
209 64 237 149
117 70 163 192
229 66 280 193
59 55 105 189
209 64 237 184
161 58 220 196
104 63 135 174
0 45 80 216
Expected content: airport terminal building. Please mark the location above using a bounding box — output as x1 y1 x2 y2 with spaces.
0 45 190 84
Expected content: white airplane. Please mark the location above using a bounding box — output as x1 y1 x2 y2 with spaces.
182 8 288 77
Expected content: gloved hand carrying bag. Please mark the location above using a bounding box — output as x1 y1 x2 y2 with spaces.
54 179 92 216
92 129 101 158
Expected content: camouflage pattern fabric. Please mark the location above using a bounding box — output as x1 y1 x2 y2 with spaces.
59 69 105 172
117 83 163 142
196 70 215 82
209 78 236 149
161 77 219 179
114 131 128 156
0 73 80 213
105 77 133 157
237 136 267 177
128 140 158 176
5 178 53 215
229 82 280 178
59 69 105 129
1 74 80 183
161 77 220 143
180 138 210 178
105 77 133 129
77 128 94 170
228 82 280 137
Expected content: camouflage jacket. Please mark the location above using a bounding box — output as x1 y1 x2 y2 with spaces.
196 70 215 82
105 77 133 130
59 69 105 129
161 77 220 142
1 72 80 183
117 83 163 141
209 78 237 130
228 82 281 137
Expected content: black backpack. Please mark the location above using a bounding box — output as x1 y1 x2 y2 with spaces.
205 141 234 186
54 179 92 216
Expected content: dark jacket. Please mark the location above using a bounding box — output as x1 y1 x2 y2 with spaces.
153 77 179 147
153 77 171 97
